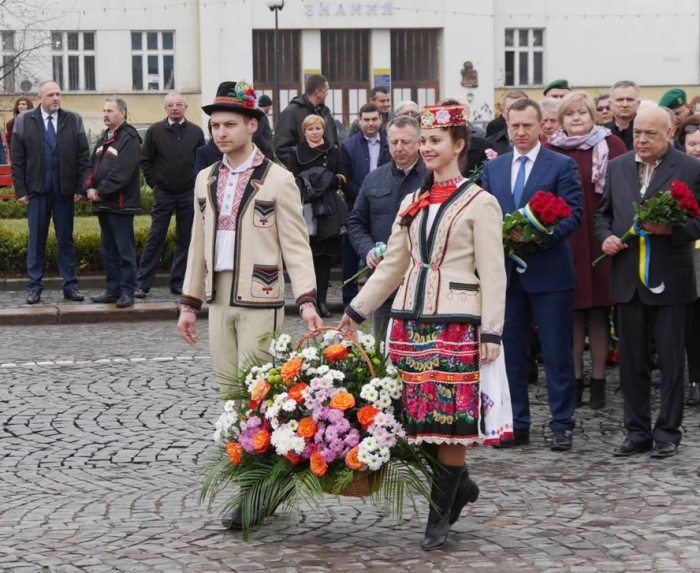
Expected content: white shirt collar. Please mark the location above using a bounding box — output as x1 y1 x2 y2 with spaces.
41 109 57 122
168 119 185 127
222 145 258 173
364 133 380 145
512 142 541 165
634 153 662 167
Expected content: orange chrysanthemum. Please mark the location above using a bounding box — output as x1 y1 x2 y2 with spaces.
298 417 317 439
288 382 308 404
226 442 244 466
345 446 366 471
281 357 303 382
324 343 350 362
357 405 380 429
252 429 271 454
329 391 356 411
310 451 328 477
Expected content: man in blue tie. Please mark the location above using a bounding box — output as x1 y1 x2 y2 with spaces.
481 99 583 451
11 80 90 304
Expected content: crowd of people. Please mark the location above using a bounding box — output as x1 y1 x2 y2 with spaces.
8 73 700 547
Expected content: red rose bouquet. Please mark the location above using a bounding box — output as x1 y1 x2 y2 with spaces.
502 190 573 272
592 180 700 268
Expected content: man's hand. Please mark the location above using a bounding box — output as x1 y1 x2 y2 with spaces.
87 188 101 202
601 235 629 256
302 306 323 331
641 222 673 235
178 312 198 345
366 249 381 269
509 229 535 243
74 194 85 202
338 313 359 339
17 196 29 206
481 342 501 364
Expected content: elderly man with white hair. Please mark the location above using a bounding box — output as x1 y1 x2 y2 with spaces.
395 100 419 116
594 106 700 459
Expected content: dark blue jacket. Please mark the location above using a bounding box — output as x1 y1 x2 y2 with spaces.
481 146 583 293
348 158 427 259
339 131 391 206
195 139 222 175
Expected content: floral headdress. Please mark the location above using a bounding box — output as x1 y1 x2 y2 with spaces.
420 104 467 129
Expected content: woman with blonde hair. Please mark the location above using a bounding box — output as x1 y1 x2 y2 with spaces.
547 92 627 408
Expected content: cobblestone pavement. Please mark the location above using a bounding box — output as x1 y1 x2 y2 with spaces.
2 319 700 572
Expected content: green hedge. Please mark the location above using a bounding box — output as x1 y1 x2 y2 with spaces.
0 184 154 218
0 216 175 275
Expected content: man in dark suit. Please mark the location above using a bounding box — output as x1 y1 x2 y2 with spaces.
594 106 700 458
481 98 583 451
11 80 90 305
487 90 527 156
604 80 640 151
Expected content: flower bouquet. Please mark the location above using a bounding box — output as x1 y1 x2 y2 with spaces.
201 327 434 537
341 242 387 288
502 190 573 272
592 180 700 292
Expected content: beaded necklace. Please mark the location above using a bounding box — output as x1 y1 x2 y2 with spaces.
430 175 466 204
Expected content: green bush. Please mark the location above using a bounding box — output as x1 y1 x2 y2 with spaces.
0 215 175 275
0 184 154 219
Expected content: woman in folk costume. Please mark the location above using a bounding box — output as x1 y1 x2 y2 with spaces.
339 100 511 550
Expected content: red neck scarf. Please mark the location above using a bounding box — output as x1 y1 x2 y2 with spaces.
398 175 466 223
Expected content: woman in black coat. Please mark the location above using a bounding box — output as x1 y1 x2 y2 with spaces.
288 115 347 318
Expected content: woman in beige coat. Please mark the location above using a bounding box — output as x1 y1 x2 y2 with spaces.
339 100 509 551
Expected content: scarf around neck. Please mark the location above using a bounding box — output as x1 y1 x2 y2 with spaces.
548 125 611 194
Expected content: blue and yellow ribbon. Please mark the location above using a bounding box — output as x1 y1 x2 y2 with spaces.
630 222 665 294
506 206 551 273
508 253 528 273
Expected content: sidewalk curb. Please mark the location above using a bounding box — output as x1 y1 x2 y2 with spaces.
0 300 346 326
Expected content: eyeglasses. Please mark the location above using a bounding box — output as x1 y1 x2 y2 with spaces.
166 103 185 109
684 125 700 134
596 106 611 112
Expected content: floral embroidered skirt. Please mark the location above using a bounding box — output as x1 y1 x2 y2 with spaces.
388 319 513 446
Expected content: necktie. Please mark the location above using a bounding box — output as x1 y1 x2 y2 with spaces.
513 155 528 207
46 115 56 147
173 122 182 138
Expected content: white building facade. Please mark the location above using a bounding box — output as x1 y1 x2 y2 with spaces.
1 0 699 131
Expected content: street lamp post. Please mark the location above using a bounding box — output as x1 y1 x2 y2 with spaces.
265 0 285 126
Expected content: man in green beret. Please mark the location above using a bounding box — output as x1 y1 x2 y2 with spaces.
543 79 571 99
659 88 689 123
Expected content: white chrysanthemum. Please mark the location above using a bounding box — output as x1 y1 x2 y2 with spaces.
315 376 333 389
376 391 392 410
373 412 393 426
361 436 378 451
364 452 383 471
212 429 222 443
386 364 398 376
359 333 376 350
316 365 330 375
270 418 280 430
360 385 379 403
288 419 299 430
322 330 342 345
305 367 318 376
223 401 238 415
282 399 297 412
379 341 386 355
301 347 319 361
327 369 345 381
271 424 296 455
378 446 391 462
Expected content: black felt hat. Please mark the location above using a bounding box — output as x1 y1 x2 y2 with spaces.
202 81 265 120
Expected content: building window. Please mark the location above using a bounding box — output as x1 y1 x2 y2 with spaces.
51 32 96 91
1 31 16 93
253 30 301 85
131 31 174 91
504 28 543 87
321 30 369 83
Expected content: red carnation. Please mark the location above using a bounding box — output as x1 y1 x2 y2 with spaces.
671 180 692 200
555 198 572 219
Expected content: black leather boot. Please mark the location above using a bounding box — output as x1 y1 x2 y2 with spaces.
449 466 479 525
589 377 606 409
576 378 584 406
317 301 332 318
421 464 463 551
687 382 700 406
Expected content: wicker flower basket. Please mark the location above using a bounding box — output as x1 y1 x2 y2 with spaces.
296 327 384 497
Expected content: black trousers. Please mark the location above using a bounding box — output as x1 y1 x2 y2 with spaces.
618 294 687 445
137 187 193 291
685 298 700 384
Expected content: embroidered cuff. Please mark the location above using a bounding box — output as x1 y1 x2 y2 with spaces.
180 294 203 311
345 304 367 324
295 290 317 308
480 332 502 345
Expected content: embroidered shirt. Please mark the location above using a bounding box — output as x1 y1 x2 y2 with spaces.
635 153 663 197
214 145 264 271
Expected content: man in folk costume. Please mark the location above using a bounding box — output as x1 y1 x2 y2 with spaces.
177 81 323 529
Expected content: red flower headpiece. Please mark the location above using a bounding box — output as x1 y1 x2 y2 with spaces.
420 104 467 129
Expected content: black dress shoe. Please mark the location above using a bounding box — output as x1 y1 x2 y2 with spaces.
612 438 652 457
90 291 120 304
687 382 700 406
116 295 135 308
170 286 183 295
318 302 332 318
551 429 573 452
63 289 85 302
650 441 678 458
134 288 148 299
494 430 530 449
26 291 41 305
